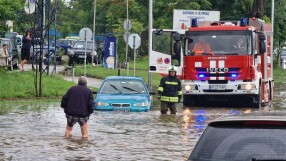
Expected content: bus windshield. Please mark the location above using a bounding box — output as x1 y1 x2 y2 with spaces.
185 31 252 56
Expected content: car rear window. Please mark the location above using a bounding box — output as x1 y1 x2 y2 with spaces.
189 121 286 161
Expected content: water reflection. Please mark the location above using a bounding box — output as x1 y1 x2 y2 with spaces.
0 91 286 161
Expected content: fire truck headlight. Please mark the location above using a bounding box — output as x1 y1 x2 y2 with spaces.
240 84 256 90
184 85 196 91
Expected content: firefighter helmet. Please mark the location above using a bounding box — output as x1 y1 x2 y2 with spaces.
168 65 177 72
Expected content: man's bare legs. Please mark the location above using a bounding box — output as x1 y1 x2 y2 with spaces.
80 123 89 139
65 125 73 138
65 123 88 139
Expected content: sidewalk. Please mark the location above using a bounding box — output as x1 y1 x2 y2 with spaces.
63 76 103 88
24 64 103 88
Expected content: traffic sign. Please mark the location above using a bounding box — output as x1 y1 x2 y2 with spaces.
128 34 141 49
24 0 36 14
123 32 130 42
79 28 92 41
123 19 132 31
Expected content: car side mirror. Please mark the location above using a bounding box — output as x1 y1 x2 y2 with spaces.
93 91 97 94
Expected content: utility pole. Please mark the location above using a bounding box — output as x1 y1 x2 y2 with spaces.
148 0 153 90
92 0 96 65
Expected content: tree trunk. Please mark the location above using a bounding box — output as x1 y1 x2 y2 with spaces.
251 0 265 18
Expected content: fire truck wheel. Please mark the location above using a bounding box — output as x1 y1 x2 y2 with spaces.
253 85 262 109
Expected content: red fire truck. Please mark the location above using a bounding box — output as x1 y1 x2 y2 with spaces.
149 18 273 108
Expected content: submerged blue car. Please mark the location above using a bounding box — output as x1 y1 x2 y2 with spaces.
93 76 155 112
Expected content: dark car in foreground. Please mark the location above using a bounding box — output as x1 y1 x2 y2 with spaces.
189 112 286 161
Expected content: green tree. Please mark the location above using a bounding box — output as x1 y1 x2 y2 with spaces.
0 0 22 32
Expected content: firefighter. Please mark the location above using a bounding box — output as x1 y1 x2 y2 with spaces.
233 38 246 51
157 65 182 114
192 36 212 55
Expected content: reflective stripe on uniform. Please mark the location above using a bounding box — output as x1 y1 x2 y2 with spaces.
158 87 163 92
178 91 182 95
165 81 178 85
161 96 178 102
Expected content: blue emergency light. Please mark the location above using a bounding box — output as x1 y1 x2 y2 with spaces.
198 74 205 78
240 18 247 26
231 74 238 78
191 18 198 27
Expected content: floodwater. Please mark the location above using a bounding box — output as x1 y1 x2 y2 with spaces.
0 83 286 161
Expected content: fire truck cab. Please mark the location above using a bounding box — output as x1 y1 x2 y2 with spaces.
149 18 273 108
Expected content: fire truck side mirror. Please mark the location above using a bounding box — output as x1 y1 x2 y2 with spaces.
259 32 266 41
172 32 181 42
258 32 266 53
259 41 266 53
154 29 163 35
173 41 181 56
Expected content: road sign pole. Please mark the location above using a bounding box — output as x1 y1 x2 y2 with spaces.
126 0 129 76
84 31 87 77
133 36 136 76
79 27 92 76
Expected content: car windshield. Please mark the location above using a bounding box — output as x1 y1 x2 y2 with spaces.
281 51 286 56
57 40 71 45
189 122 286 161
186 30 251 56
99 79 147 94
73 41 96 50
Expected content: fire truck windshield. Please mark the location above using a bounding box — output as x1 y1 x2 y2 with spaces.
186 31 252 56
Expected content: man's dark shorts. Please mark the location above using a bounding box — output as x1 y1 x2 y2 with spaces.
21 48 30 61
66 114 89 127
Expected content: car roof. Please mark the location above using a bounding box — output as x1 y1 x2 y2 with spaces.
104 76 145 81
210 111 286 124
75 40 95 43
0 38 12 41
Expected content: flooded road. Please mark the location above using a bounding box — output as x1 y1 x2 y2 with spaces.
1 83 286 161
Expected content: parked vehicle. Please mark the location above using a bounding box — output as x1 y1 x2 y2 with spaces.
67 40 100 65
280 49 286 64
4 32 22 57
0 38 19 70
189 112 286 161
150 18 273 108
29 39 62 65
65 36 80 41
42 45 62 65
15 34 23 56
55 39 75 55
93 76 155 112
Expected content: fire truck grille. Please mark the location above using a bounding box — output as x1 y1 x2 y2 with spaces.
208 80 228 84
203 89 233 92
196 68 240 72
